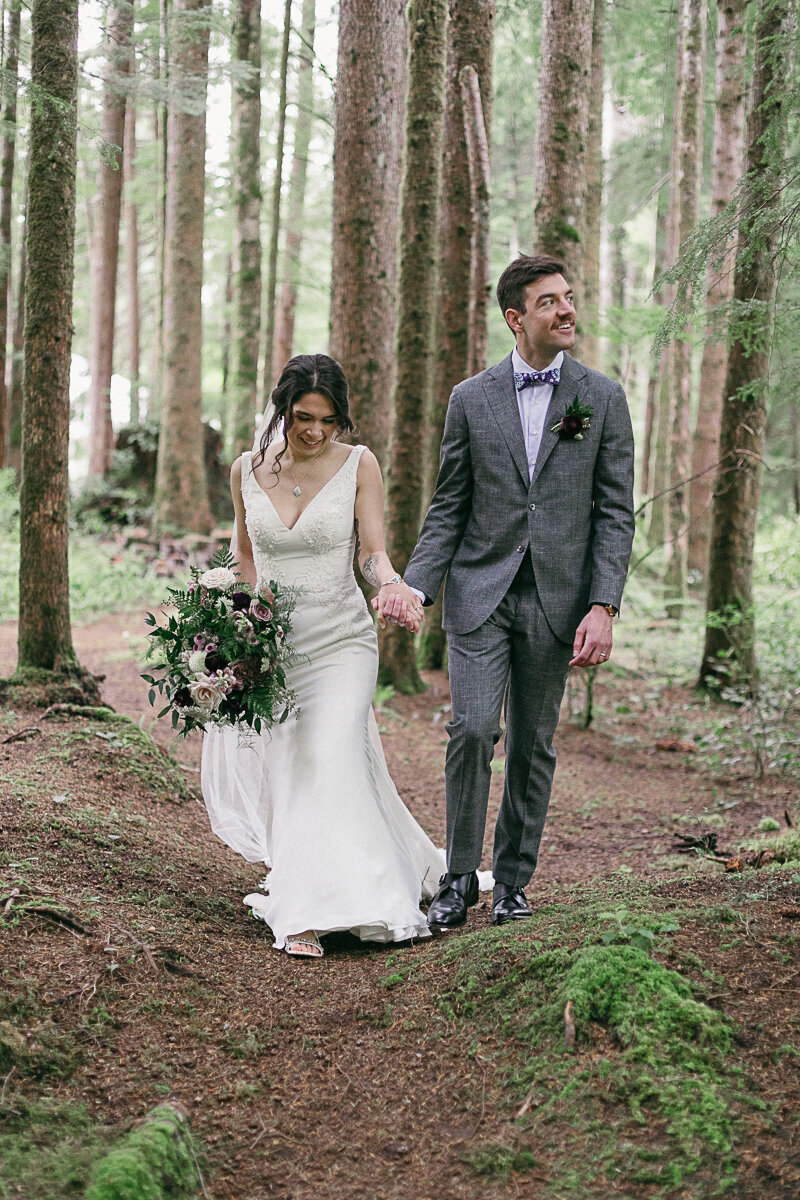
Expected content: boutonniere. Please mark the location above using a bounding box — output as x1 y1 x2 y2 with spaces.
551 396 592 441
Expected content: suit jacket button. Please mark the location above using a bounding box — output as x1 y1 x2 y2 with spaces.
529 503 536 511
516 544 524 552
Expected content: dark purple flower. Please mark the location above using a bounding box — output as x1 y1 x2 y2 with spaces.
174 687 192 707
231 591 251 612
559 413 585 439
205 651 227 673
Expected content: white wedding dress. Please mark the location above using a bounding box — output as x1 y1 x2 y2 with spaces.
201 445 445 949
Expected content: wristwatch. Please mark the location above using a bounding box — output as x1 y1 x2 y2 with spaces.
598 603 618 617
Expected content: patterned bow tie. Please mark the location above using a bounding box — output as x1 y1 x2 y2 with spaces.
514 368 561 390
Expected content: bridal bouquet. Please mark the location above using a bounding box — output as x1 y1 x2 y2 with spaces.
142 549 298 737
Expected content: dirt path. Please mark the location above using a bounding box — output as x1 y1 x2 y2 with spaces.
2 613 798 1199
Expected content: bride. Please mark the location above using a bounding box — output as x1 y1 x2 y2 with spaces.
201 354 445 958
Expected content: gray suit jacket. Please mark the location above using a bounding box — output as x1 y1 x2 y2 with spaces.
404 352 635 643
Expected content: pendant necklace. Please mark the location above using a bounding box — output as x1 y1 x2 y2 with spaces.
287 442 329 497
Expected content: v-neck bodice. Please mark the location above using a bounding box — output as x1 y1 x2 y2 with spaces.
241 445 367 598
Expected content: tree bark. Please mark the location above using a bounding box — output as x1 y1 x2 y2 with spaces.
124 93 142 424
0 0 20 467
329 0 407 468
381 0 448 693
418 0 494 672
5 194 24 474
153 0 213 536
700 0 797 691
227 0 262 456
459 64 490 379
641 184 668 498
260 0 291 404
664 0 706 619
87 0 134 476
647 1 685 548
17 0 80 672
149 0 170 419
688 0 748 578
533 0 594 305
582 0 605 370
273 0 316 377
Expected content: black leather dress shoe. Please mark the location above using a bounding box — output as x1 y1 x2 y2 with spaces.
426 872 479 930
491 884 532 925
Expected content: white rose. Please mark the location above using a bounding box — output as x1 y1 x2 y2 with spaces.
188 674 225 713
198 567 237 591
188 650 208 674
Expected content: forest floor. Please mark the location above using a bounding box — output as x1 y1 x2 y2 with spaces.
1 606 800 1199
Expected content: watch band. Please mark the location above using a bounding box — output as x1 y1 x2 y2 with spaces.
379 574 402 588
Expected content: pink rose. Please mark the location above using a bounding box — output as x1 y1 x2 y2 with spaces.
249 599 272 622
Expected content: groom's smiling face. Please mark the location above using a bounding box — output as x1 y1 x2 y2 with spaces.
505 273 577 369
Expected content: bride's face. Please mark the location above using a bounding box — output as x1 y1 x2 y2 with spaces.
286 393 338 459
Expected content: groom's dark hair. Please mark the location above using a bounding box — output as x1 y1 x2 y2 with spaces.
497 254 567 318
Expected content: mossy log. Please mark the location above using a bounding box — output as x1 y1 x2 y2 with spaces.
84 1104 200 1200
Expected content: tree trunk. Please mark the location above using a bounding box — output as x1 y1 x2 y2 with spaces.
700 0 797 691
647 1 685 548
791 394 800 515
688 0 748 578
329 0 407 468
221 251 233 408
418 0 494 672
273 0 316 377
17 0 80 672
533 0 594 305
260 0 291 405
227 0 262 456
459 64 490 379
124 94 142 424
641 185 668 498
149 0 170 419
87 0 134 476
5 196 24 474
664 0 705 619
582 0 605 370
608 224 625 383
381 0 448 693
0 0 20 468
153 0 213 536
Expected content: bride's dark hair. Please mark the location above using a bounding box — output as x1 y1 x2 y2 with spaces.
252 354 355 478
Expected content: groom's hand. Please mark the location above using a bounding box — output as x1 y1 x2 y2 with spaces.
569 605 613 668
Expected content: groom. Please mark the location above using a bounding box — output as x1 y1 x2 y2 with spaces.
379 254 635 928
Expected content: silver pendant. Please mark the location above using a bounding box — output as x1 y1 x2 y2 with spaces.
292 485 302 497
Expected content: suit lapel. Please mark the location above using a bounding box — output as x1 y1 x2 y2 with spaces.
484 355 530 486
532 353 589 479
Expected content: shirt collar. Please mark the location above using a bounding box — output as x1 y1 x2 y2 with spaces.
511 347 564 376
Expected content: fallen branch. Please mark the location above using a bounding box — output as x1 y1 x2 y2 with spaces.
1 726 41 744
42 704 116 721
564 999 576 1051
110 923 160 973
514 1084 537 1119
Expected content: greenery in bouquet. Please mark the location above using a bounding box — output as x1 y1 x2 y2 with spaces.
142 549 298 737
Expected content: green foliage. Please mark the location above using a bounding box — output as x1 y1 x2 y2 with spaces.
85 1105 200 1200
0 1099 118 1200
0 468 179 625
466 1142 537 1180
598 906 680 951
434 911 748 1188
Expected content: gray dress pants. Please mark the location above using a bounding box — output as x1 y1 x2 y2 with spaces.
444 568 573 888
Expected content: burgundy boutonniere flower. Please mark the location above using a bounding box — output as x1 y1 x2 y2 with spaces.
552 396 592 441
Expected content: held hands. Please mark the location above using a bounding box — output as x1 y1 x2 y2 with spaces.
569 605 613 669
371 582 425 633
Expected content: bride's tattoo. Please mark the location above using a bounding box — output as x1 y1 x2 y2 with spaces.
361 554 381 586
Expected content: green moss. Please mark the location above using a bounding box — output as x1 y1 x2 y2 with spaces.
85 1105 199 1200
52 714 192 802
435 918 747 1192
0 1099 117 1200
466 1142 537 1180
